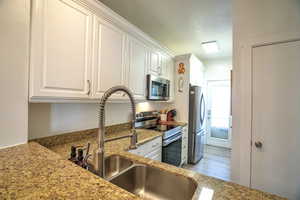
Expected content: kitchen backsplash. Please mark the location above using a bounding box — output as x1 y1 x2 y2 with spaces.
29 102 174 140
30 122 131 148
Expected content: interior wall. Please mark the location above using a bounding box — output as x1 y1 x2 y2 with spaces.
28 102 173 140
174 54 192 123
173 54 206 123
204 57 232 81
0 0 30 148
232 0 300 186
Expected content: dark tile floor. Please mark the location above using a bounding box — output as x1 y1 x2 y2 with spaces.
182 145 231 181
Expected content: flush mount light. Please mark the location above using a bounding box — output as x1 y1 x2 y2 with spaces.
201 41 219 54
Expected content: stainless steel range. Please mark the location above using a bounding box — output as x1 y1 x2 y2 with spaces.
136 111 183 167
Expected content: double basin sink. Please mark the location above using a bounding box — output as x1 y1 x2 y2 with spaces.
103 155 198 200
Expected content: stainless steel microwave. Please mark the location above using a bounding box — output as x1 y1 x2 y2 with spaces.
147 74 170 101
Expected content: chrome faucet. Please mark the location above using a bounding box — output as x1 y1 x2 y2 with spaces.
91 86 137 178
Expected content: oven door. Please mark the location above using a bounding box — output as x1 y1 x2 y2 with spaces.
147 75 170 101
162 133 182 166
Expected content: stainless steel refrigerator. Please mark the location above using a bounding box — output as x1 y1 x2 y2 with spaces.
188 85 206 164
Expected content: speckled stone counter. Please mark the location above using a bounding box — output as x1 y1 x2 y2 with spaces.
1 127 286 200
114 151 286 200
48 129 163 159
45 128 285 200
0 142 139 200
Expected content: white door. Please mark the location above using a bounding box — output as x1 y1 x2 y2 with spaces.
92 16 126 99
206 81 231 148
251 40 300 200
30 0 93 99
127 37 147 99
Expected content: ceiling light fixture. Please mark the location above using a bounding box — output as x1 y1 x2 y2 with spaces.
201 41 219 54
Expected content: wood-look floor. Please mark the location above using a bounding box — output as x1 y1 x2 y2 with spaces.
182 145 231 181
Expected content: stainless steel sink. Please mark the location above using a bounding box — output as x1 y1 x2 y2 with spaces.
110 165 198 200
104 155 134 180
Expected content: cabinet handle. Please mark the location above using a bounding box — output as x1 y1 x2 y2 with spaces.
87 80 91 96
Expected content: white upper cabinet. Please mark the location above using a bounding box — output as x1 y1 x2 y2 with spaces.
127 37 148 99
160 53 169 78
149 50 170 78
30 0 93 99
29 0 174 102
92 16 126 99
166 55 175 101
149 50 162 75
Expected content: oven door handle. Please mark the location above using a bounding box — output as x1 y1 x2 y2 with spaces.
163 134 182 146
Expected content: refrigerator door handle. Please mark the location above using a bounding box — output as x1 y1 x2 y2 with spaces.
202 94 206 122
200 94 203 125
200 94 205 126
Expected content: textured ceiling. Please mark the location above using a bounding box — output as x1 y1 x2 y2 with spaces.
98 0 232 61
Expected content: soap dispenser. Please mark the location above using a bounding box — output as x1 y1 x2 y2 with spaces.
68 146 77 163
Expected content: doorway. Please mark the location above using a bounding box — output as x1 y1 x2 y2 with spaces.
206 80 231 148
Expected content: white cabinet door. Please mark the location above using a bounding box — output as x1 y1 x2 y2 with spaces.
92 16 126 99
160 54 169 78
30 0 93 99
149 50 161 75
128 137 162 158
145 148 162 162
166 55 175 101
166 56 174 79
128 37 147 99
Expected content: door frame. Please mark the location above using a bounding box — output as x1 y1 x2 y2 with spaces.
206 80 232 149
233 30 300 187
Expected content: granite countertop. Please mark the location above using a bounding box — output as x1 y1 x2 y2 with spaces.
48 129 163 159
1 127 286 200
0 142 139 200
